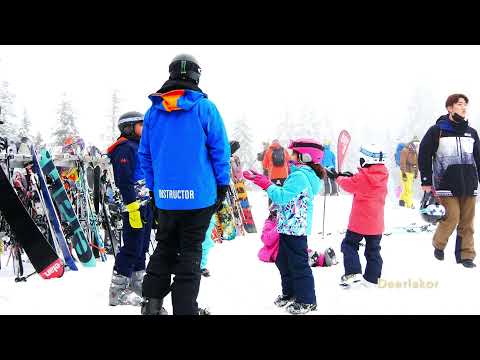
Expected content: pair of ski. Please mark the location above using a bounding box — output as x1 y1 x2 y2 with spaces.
0 146 106 280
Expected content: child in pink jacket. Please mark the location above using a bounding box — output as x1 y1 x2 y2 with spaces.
327 144 388 288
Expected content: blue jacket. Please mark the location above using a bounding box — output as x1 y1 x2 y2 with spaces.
267 164 322 236
107 137 144 205
139 89 231 210
321 144 336 170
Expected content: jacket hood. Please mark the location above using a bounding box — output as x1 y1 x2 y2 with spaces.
359 164 388 187
292 164 321 195
436 114 469 132
148 89 206 112
107 136 128 155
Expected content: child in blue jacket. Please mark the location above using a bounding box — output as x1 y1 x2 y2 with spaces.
244 138 325 315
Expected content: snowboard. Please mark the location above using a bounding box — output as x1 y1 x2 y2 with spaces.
39 148 96 267
215 200 237 241
31 147 78 271
231 154 257 233
234 180 257 233
384 223 436 236
0 164 64 279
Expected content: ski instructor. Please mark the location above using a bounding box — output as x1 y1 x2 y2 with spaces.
418 93 480 268
139 54 231 315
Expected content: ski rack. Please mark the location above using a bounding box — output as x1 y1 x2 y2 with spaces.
0 153 33 168
50 154 111 169
0 153 111 169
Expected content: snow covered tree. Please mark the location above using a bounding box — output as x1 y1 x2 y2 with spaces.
232 114 256 169
104 89 121 144
33 131 44 149
20 108 32 139
52 94 78 146
0 81 19 140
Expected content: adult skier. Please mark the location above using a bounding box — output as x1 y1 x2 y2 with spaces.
107 111 155 306
139 54 230 315
399 136 419 208
418 94 480 268
321 139 338 195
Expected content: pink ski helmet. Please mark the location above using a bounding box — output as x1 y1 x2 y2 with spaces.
288 138 324 164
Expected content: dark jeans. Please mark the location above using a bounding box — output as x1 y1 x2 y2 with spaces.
142 205 214 315
275 234 316 304
341 230 383 284
114 205 153 277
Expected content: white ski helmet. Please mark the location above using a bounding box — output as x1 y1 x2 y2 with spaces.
359 143 386 167
420 192 446 225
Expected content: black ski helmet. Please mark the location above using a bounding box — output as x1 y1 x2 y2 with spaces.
118 111 144 137
419 191 446 225
169 54 201 84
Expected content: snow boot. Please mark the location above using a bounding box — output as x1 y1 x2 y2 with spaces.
274 294 295 308
434 248 444 261
141 298 168 315
286 301 317 315
129 270 145 297
460 259 476 268
109 270 143 306
201 268 211 277
339 273 363 289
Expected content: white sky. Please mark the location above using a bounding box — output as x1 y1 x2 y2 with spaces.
2 45 480 149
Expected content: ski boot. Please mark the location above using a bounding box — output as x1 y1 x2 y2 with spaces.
323 247 338 266
199 307 211 315
109 270 143 306
339 273 363 289
286 301 317 315
274 294 295 308
129 270 145 297
141 298 168 315
399 200 405 207
201 268 211 277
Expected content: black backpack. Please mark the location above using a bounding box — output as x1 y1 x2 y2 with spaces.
272 147 285 166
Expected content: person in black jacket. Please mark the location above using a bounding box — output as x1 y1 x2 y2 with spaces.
418 94 480 268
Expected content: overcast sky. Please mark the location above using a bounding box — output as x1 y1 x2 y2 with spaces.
2 45 480 150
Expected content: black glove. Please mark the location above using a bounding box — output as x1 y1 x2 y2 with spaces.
326 168 339 179
0 136 7 151
215 185 229 212
230 141 240 157
149 190 159 230
339 171 354 177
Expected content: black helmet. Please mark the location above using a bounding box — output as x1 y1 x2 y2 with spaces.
118 111 144 136
419 191 446 225
169 54 201 84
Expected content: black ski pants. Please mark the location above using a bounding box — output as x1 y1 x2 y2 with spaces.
142 205 215 315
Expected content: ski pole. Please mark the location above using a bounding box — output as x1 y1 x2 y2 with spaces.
322 190 327 240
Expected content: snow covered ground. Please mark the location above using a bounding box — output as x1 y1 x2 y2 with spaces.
1 189 480 315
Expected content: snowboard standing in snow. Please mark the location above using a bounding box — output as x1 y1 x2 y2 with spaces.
39 148 96 267
31 146 78 271
231 154 257 233
0 163 64 279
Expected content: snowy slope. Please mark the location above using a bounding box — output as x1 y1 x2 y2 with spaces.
1 190 479 315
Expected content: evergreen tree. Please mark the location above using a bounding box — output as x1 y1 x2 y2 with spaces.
52 93 78 146
0 81 19 140
33 131 44 149
20 108 32 139
104 89 120 144
232 115 256 169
